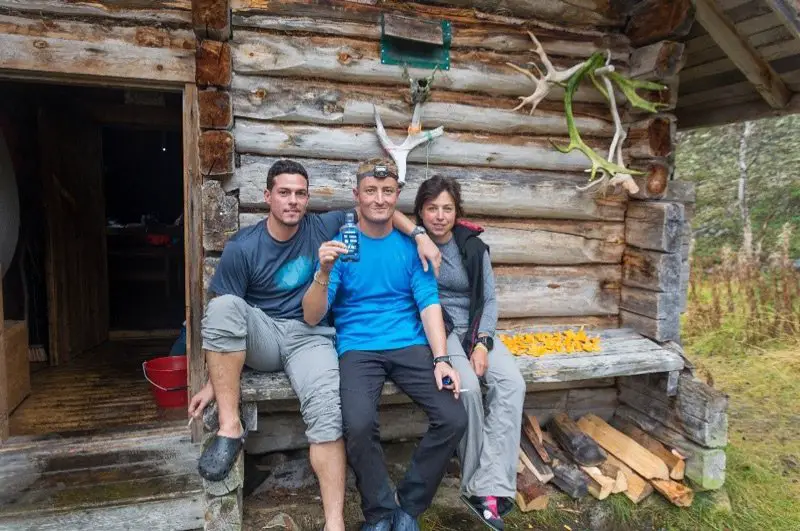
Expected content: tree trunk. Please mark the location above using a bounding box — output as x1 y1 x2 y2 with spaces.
738 121 754 261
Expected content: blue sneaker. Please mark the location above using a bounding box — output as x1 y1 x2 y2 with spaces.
392 507 419 531
360 515 393 531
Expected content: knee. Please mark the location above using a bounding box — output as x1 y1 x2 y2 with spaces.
440 401 468 439
508 370 527 399
343 407 377 442
202 295 249 349
206 294 247 316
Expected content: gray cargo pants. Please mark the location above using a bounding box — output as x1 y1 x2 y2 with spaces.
201 294 342 444
448 331 526 498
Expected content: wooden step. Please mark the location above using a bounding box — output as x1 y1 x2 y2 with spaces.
0 425 202 530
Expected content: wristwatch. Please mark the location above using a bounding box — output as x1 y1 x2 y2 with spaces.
410 225 427 239
432 355 452 368
475 336 494 351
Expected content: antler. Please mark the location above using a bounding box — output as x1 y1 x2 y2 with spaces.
506 31 588 115
373 104 444 187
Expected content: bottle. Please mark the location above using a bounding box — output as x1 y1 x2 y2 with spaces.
340 212 360 262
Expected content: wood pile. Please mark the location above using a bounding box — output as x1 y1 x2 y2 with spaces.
515 412 695 512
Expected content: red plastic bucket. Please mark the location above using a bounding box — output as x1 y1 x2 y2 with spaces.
143 356 188 408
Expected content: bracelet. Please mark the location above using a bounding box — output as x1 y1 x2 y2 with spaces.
313 270 329 287
473 343 489 353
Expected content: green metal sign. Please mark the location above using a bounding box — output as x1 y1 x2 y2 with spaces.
380 14 451 71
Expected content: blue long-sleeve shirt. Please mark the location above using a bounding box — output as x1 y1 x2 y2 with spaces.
325 229 439 356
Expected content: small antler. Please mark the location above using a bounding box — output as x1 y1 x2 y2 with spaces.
373 104 444 187
506 31 588 115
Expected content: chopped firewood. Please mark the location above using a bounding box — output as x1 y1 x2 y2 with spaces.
580 466 615 500
541 432 589 499
614 420 686 480
651 479 694 507
516 462 550 512
519 437 555 484
604 453 653 504
522 414 551 463
597 461 628 494
576 414 670 480
550 412 607 466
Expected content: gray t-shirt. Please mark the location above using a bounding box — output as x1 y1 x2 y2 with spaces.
209 211 350 321
436 237 498 337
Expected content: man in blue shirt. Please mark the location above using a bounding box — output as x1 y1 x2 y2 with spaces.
187 159 441 531
303 159 467 531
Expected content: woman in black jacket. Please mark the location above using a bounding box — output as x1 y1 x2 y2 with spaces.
414 175 525 531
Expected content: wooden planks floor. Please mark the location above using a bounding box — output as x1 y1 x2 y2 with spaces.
9 338 185 437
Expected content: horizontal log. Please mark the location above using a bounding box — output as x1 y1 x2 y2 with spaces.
230 156 627 221
230 10 629 59
230 75 615 137
197 39 231 87
625 201 684 253
629 41 687 80
624 0 695 47
629 160 670 200
193 0 231 41
622 247 682 292
199 130 235 177
613 406 726 490
498 316 620 331
620 286 681 319
199 90 233 130
233 120 609 173
619 309 680 342
202 181 238 252
231 30 608 102
663 180 696 203
612 421 685 480
0 1 192 26
0 14 195 85
618 373 728 429
625 116 676 160
494 265 620 318
232 0 624 28
618 385 728 448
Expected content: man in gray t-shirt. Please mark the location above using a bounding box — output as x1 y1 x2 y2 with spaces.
188 159 440 531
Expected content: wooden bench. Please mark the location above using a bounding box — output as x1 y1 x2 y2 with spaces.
201 328 685 529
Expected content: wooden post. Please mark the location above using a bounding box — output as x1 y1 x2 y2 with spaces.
193 0 231 41
0 267 7 441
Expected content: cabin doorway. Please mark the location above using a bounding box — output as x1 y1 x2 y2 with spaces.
0 81 189 438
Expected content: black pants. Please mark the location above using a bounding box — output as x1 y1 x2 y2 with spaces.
340 345 468 524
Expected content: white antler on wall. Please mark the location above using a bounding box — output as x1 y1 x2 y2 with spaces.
373 104 444 187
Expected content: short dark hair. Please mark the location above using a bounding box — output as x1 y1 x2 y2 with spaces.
413 175 465 224
267 159 309 190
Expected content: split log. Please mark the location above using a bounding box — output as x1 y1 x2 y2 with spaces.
515 465 550 512
199 130 235 177
520 434 555 483
233 119 611 173
604 453 653 503
541 434 589 499
549 412 607 466
197 40 232 87
625 116 676 160
0 0 192 25
202 181 238 252
193 0 231 41
624 0 695 47
629 41 687 80
651 479 694 507
620 286 681 320
231 9 628 58
576 414 670 481
231 31 607 102
619 309 679 343
0 14 194 86
614 406 726 491
598 461 628 493
230 156 627 221
580 466 616 500
625 201 685 253
199 90 233 130
618 384 728 448
622 247 682 292
611 421 686 480
230 75 615 137
522 414 550 463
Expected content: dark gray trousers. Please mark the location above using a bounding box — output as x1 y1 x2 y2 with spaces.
339 345 468 524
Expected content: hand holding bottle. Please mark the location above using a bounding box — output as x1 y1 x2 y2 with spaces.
318 241 349 273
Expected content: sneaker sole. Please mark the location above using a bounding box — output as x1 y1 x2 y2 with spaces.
458 495 504 531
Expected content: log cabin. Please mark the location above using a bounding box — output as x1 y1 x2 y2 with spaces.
0 0 797 529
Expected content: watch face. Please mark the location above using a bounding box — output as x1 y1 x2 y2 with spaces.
480 337 494 350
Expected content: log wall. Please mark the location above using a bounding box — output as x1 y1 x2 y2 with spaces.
194 0 696 332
